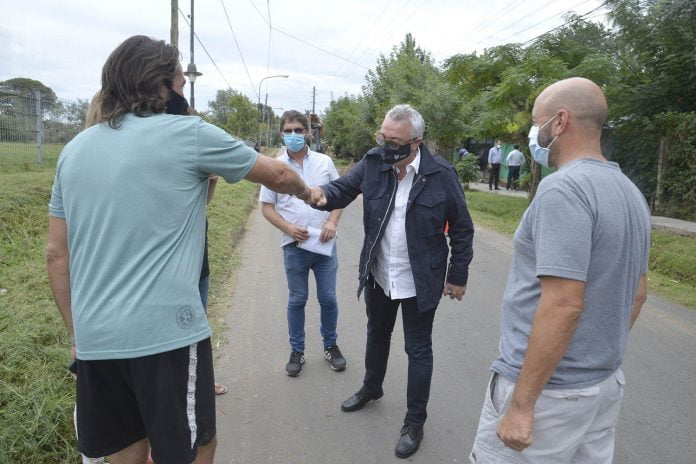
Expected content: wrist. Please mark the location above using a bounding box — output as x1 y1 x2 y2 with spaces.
326 219 337 227
295 185 310 200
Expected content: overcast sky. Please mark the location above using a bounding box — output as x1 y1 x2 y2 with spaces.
1 0 607 115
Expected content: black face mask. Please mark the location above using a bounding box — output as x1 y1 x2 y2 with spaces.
166 89 189 115
381 142 413 165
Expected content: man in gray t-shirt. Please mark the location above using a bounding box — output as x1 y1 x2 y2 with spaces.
470 78 650 464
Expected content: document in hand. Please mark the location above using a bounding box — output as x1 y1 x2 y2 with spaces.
297 226 335 257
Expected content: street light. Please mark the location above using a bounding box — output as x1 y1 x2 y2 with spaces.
257 74 288 143
183 0 202 110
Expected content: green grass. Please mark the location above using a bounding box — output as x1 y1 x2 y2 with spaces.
465 190 696 309
0 143 64 171
465 190 529 236
206 179 259 346
0 169 259 462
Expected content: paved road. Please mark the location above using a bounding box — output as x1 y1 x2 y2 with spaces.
214 198 696 463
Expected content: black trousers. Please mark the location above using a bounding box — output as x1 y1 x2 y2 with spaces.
507 165 521 190
489 163 501 189
362 275 436 427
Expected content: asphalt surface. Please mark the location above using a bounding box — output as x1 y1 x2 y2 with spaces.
214 198 696 464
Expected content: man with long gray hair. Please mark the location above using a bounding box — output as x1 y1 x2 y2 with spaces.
302 104 474 459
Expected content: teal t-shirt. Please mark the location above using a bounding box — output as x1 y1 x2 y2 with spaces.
49 113 258 360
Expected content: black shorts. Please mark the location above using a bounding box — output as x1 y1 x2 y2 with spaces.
75 338 216 463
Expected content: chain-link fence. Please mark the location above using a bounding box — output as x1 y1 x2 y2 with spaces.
0 89 87 170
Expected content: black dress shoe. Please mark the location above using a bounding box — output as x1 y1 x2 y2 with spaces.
340 388 383 412
395 425 423 459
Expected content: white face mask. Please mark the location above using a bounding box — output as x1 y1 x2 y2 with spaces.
528 114 558 168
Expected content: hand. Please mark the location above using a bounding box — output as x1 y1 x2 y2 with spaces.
496 406 534 452
443 283 466 300
488 163 492 169
319 221 337 243
286 224 310 242
298 186 327 206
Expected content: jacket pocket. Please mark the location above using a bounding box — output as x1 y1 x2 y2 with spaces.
414 191 446 236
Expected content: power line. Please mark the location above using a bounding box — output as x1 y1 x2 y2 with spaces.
219 0 258 99
243 2 370 71
271 27 370 70
333 0 397 76
177 8 233 90
494 0 594 45
266 0 272 76
469 0 527 34
482 0 569 43
350 0 414 67
520 1 608 46
340 0 430 82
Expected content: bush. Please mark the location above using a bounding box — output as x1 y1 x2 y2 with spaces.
455 156 480 188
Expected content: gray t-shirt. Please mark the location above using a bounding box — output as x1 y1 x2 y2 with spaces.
491 158 651 388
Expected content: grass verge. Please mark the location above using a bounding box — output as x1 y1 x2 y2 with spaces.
465 190 696 309
0 168 259 462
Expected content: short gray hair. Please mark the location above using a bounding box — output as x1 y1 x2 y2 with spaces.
384 104 425 138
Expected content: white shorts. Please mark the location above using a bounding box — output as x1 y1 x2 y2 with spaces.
469 369 625 464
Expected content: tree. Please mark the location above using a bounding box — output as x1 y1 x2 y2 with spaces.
322 95 373 161
204 89 257 140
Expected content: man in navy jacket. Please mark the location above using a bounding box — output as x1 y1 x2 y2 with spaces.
302 104 474 459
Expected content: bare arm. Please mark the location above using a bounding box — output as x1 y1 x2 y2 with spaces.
245 154 307 195
260 202 309 242
496 276 585 452
630 273 648 329
46 217 74 339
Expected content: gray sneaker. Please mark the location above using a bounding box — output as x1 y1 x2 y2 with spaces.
286 351 305 377
324 345 346 371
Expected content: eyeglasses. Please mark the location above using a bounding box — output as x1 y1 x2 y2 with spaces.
374 132 417 150
282 128 306 134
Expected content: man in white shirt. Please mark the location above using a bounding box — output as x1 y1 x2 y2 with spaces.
259 110 346 377
505 144 525 190
488 140 503 190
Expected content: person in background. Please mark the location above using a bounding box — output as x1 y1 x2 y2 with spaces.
302 104 474 459
488 140 502 190
47 35 308 464
505 144 524 191
469 77 650 464
260 110 346 377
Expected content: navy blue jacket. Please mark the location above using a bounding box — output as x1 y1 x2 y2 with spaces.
318 144 474 313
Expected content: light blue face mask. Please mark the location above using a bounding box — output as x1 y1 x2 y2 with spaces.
528 113 558 168
283 133 306 153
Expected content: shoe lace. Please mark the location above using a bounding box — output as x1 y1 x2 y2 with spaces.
290 351 303 363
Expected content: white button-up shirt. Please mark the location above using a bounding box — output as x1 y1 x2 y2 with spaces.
259 149 339 247
372 150 421 299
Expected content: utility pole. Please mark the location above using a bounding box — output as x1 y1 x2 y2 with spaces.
183 0 202 111
171 0 178 48
312 86 316 115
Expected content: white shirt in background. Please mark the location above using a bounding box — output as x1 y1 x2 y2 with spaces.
372 150 421 299
259 149 339 247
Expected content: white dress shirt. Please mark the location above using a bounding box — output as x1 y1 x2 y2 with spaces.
372 150 421 299
259 148 339 247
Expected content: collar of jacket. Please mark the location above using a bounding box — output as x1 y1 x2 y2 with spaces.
371 143 441 176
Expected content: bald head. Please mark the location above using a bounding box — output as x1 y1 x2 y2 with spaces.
535 77 607 131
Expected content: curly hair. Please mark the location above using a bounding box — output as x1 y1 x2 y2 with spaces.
100 35 180 128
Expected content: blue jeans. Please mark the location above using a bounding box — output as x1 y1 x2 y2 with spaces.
283 243 339 352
